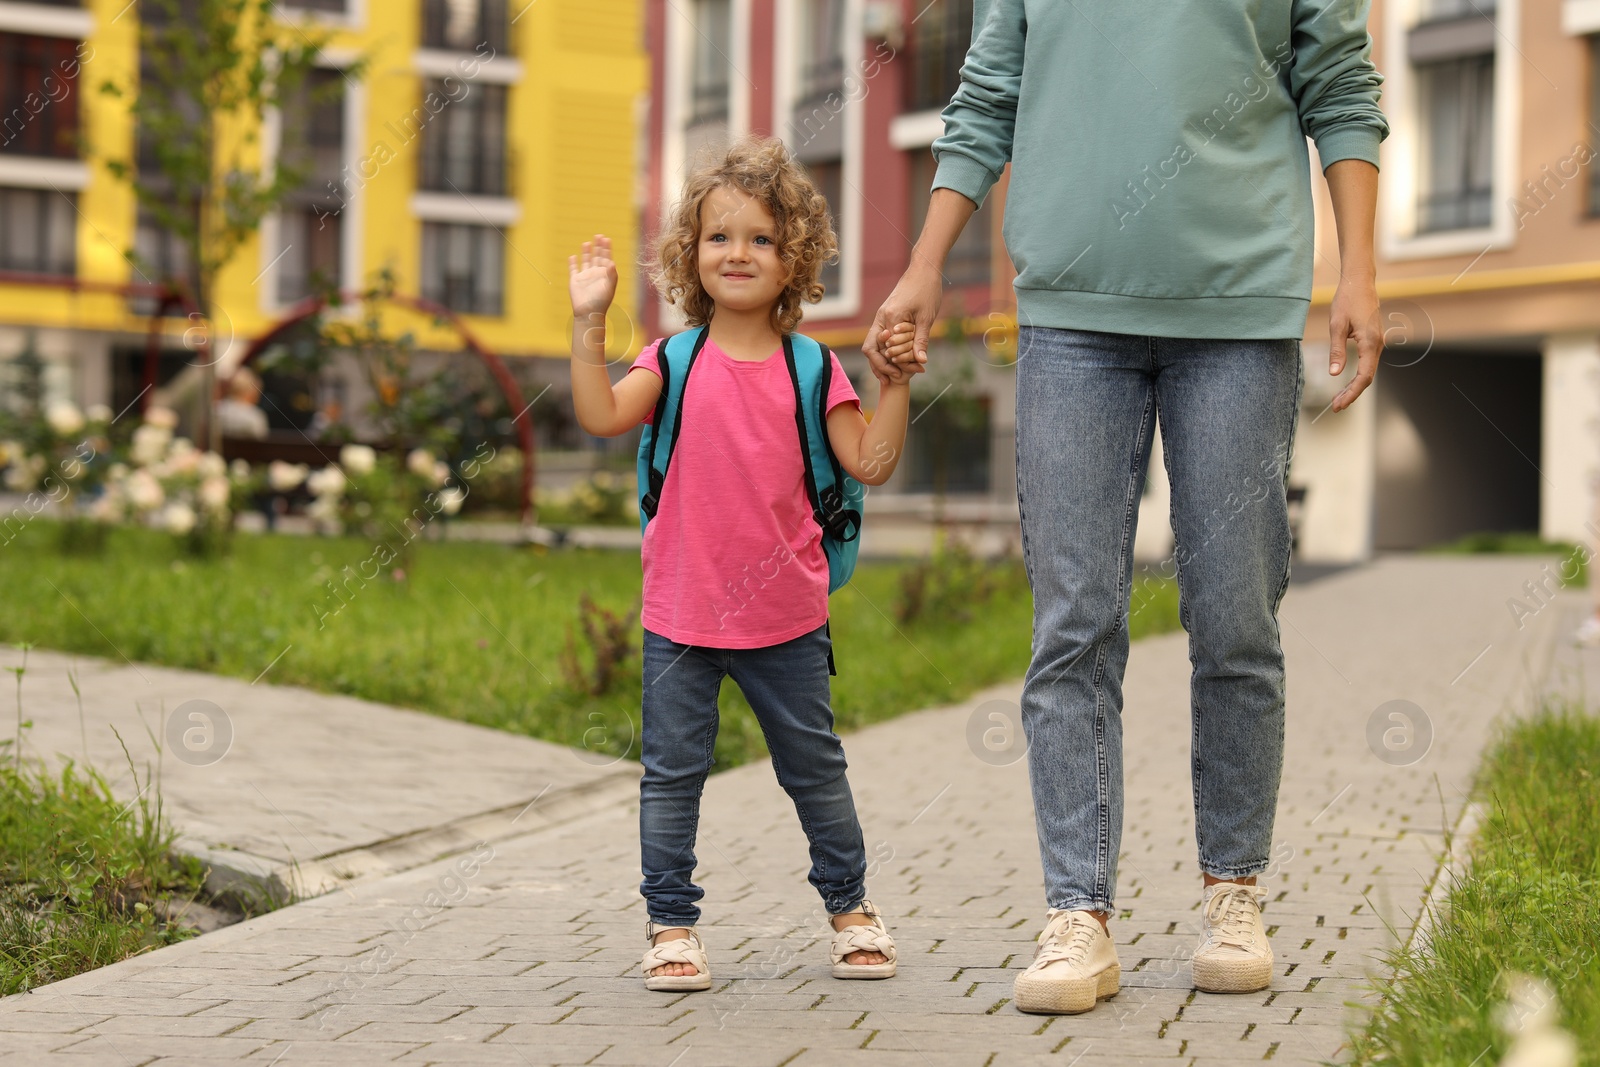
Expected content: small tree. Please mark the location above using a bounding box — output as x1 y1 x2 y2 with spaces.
98 0 361 448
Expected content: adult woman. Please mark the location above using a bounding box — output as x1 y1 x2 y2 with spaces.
864 0 1388 1014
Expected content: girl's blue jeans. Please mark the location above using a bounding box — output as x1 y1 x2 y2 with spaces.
1015 326 1302 914
638 622 867 927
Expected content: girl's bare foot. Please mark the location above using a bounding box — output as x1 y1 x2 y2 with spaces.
831 912 890 966
649 927 699 977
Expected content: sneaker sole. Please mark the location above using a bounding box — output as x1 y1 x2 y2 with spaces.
1192 955 1271 994
1013 962 1120 1014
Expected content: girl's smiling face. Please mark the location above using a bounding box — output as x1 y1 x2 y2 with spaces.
697 186 788 319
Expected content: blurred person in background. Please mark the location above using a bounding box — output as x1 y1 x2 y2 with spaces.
218 367 269 440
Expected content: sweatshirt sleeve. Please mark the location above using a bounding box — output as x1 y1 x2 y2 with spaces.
1289 0 1390 169
930 0 1026 208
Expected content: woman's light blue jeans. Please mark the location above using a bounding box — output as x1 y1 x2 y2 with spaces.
1015 326 1302 914
638 622 868 927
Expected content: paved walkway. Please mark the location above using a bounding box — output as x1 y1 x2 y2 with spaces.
0 555 1582 1066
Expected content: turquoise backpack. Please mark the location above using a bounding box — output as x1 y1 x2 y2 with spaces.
636 327 865 666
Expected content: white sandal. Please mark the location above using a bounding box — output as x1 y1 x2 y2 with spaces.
642 926 712 992
830 900 898 980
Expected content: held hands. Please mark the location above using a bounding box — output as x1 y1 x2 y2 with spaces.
863 262 940 384
876 323 920 386
569 234 618 319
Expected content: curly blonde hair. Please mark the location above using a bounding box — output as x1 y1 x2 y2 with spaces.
650 136 839 336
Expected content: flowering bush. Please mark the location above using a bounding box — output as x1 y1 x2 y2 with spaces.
299 444 468 576
1 400 117 553
100 409 259 557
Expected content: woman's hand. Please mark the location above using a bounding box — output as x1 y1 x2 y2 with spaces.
864 262 940 384
1327 273 1382 412
569 234 618 318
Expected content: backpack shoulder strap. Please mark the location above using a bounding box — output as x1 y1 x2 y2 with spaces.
641 326 709 519
783 334 828 533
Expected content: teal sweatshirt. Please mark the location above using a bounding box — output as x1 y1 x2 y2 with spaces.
931 0 1390 339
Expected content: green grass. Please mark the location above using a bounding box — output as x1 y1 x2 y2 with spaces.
1428 531 1589 587
0 523 1181 770
1350 704 1600 1064
0 710 207 994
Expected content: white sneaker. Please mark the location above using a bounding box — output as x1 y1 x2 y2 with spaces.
1192 882 1273 993
1012 910 1120 1014
1575 615 1600 647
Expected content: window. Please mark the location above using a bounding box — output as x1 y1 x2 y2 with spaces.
0 33 82 159
418 79 507 196
1416 54 1495 232
805 159 843 297
422 0 510 55
277 68 347 303
790 0 848 301
688 0 732 127
798 0 845 105
133 203 199 298
421 222 504 315
0 186 75 275
906 393 991 494
1591 35 1600 217
907 0 973 113
910 149 990 286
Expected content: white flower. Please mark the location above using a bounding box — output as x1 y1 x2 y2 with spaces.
438 486 466 515
86 403 113 425
131 425 170 466
340 444 377 476
406 448 436 480
430 460 451 489
107 462 128 481
161 502 197 535
168 447 200 476
229 458 251 481
198 475 231 512
267 461 308 492
144 406 179 430
46 401 85 437
126 469 164 511
307 465 346 498
197 451 227 480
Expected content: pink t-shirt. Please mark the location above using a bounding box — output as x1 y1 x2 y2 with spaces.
628 335 860 648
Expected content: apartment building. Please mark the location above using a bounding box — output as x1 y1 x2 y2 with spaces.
644 0 1600 563
0 0 646 438
1294 0 1600 560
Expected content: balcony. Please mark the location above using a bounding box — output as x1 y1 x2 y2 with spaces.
422 0 510 55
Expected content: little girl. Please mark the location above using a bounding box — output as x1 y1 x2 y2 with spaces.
567 137 918 991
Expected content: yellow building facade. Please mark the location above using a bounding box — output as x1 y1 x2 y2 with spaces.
0 0 646 418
